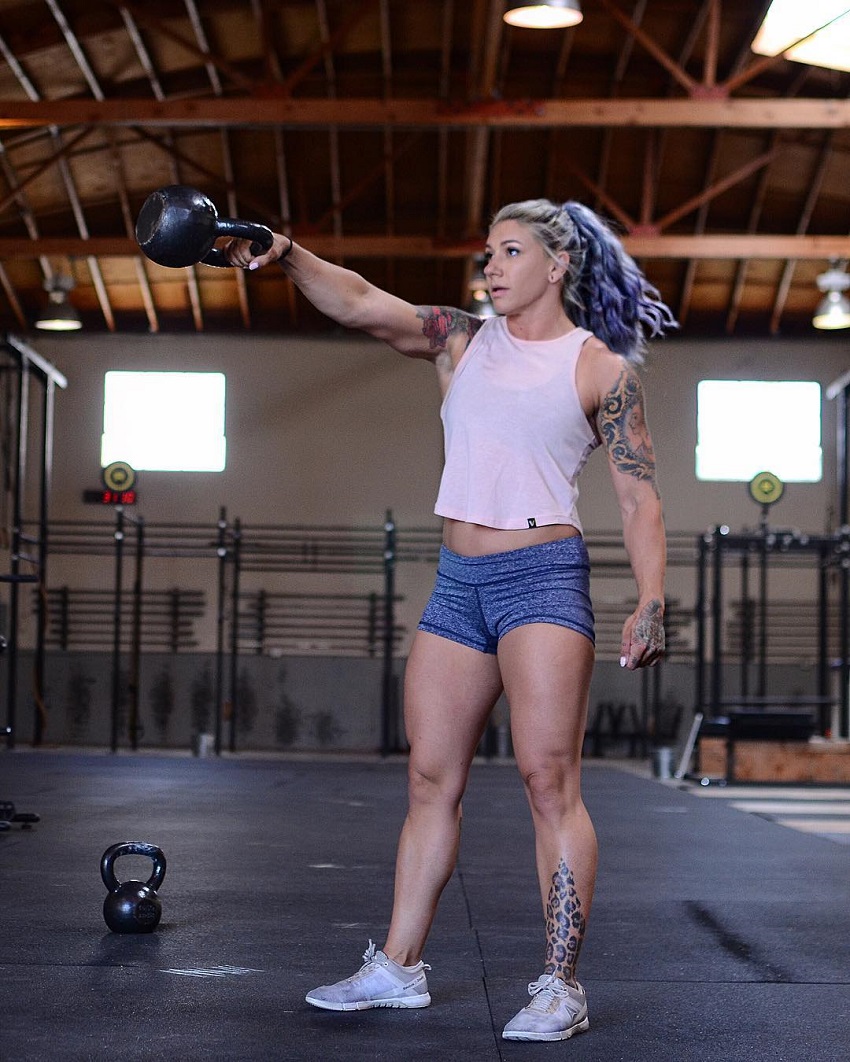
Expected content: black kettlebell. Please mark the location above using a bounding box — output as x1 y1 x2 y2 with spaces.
101 841 167 934
135 184 274 268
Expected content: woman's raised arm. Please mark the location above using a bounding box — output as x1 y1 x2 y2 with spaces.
223 233 481 363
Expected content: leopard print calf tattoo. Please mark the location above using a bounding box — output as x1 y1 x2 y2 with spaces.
543 859 586 981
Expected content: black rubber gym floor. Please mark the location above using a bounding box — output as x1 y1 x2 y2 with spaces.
1 750 848 1062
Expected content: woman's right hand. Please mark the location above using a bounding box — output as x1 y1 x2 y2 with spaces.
221 232 292 270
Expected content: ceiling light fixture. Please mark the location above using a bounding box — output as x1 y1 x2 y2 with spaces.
504 0 583 31
35 275 82 332
813 261 850 331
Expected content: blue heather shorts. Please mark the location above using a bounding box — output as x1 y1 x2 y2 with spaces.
418 536 595 655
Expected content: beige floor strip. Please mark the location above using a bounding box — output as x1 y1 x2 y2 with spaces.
774 818 850 834
730 801 850 815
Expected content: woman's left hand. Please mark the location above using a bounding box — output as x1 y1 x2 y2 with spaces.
620 598 665 669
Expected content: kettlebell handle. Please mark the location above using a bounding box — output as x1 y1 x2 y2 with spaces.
200 218 273 268
101 841 167 893
135 184 273 269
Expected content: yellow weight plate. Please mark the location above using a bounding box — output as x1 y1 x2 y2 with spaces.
749 471 783 506
103 461 136 492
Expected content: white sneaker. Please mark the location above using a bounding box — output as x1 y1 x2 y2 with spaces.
502 973 590 1041
305 941 431 1012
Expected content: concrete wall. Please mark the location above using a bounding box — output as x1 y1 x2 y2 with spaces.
4 329 850 750
9 651 391 753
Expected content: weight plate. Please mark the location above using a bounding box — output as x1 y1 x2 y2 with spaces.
103 461 136 492
748 470 784 506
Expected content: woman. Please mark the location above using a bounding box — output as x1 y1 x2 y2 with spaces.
224 199 673 1042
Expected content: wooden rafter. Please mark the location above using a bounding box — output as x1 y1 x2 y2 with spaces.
0 259 26 329
600 0 850 100
703 0 720 88
315 0 343 253
0 1 846 337
724 64 812 332
310 134 421 234
0 127 94 216
598 0 701 96
2 234 849 260
460 0 503 295
593 0 651 213
110 130 159 333
654 148 779 232
3 97 850 129
40 3 116 332
279 0 379 99
769 131 838 334
650 0 717 326
107 0 258 93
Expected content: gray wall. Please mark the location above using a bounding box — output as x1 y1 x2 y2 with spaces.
28 330 850 532
5 329 850 750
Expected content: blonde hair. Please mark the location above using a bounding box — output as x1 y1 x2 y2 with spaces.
491 199 676 362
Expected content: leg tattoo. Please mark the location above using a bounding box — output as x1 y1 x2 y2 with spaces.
544 859 587 983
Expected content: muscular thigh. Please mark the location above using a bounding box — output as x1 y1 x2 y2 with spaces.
498 623 595 775
404 630 503 779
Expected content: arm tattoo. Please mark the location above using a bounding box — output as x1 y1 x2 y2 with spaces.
598 367 660 498
416 306 482 353
634 598 665 653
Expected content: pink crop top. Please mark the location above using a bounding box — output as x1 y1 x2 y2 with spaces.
434 315 600 532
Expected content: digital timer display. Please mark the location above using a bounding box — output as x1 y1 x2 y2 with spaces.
102 489 136 505
83 489 137 505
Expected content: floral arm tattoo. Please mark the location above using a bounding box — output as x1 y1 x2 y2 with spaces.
597 367 660 499
416 305 483 354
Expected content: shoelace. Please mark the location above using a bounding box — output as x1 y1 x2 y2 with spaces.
359 940 431 973
361 940 380 967
526 974 572 1011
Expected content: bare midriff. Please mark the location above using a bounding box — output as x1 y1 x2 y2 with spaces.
441 518 581 558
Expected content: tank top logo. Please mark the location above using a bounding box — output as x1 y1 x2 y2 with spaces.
527 518 537 528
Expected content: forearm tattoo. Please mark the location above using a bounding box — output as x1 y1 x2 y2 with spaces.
634 598 666 653
598 368 660 498
416 306 482 352
543 859 586 982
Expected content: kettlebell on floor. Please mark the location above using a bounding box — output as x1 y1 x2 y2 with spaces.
101 841 167 934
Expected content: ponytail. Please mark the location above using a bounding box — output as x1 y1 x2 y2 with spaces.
490 198 677 363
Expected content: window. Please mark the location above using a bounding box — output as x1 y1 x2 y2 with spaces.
101 371 226 472
696 380 822 483
751 1 850 74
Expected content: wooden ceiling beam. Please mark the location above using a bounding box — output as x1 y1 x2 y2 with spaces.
280 0 379 98
112 0 257 93
598 0 699 96
129 126 275 222
0 127 94 217
592 0 651 213
769 131 837 335
703 0 720 89
0 259 27 329
110 130 159 333
4 235 850 260
655 147 778 231
462 0 503 244
3 97 850 129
